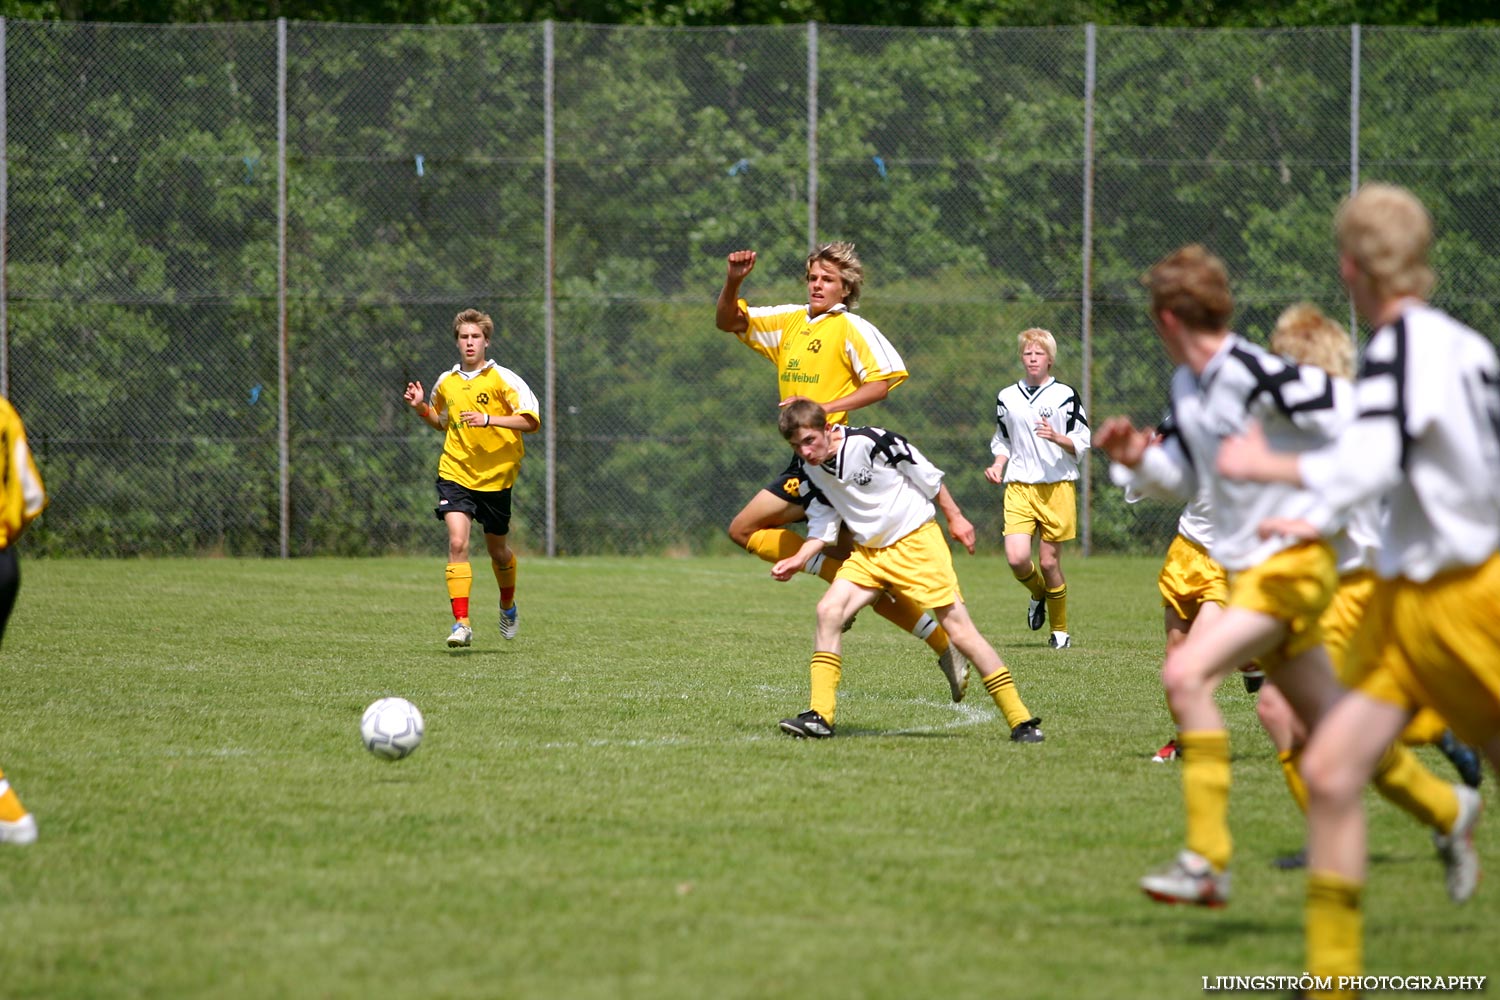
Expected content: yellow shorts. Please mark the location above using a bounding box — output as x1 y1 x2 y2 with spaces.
1157 534 1229 623
1326 570 1451 746
1003 480 1077 542
1228 540 1338 672
1356 553 1500 750
1324 570 1378 683
837 520 963 610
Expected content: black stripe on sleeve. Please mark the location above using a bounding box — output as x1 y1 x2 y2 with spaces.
1230 344 1336 418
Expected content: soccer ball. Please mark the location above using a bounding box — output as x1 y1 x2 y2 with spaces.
360 697 425 760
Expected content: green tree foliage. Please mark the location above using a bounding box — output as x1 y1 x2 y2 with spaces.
7 21 1499 556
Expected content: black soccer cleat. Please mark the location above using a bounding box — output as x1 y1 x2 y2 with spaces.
1439 730 1484 789
1241 668 1265 694
1009 717 1044 743
779 710 835 739
1027 597 1046 631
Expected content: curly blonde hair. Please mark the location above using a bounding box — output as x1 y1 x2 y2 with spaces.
1270 303 1354 380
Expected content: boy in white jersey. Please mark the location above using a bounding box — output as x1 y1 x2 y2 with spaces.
716 245 968 701
1243 303 1478 875
1216 184 1498 999
404 308 540 648
1097 244 1360 907
983 328 1090 648
767 399 1043 743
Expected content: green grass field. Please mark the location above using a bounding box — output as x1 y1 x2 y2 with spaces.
0 555 1492 998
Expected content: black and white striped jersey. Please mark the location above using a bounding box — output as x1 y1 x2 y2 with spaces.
797 425 946 549
989 377 1090 483
1121 333 1352 571
1301 303 1500 582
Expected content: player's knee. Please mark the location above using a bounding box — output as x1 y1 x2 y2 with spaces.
814 592 847 628
1161 651 1208 701
726 520 754 548
1300 740 1362 804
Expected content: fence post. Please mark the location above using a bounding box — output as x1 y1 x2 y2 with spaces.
544 20 557 557
1349 23 1361 337
0 18 7 402
277 17 290 558
806 21 818 251
1080 23 1096 557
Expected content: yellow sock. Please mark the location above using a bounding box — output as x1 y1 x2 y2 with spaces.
1044 584 1068 631
1400 708 1447 746
982 667 1033 729
0 770 26 823
1013 561 1046 600
1372 743 1458 832
493 556 518 609
1306 870 1363 999
814 553 843 584
1279 747 1309 813
870 591 948 654
744 528 804 564
1180 729 1233 871
809 651 842 724
445 562 473 624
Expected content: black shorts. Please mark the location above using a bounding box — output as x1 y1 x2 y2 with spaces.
764 455 813 508
435 478 514 536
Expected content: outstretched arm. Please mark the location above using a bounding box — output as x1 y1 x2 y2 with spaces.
716 250 756 333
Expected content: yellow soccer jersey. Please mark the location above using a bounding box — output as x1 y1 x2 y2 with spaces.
430 360 540 491
737 300 907 424
0 397 46 548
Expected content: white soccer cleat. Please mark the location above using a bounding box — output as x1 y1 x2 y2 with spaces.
446 622 473 648
1435 783 1482 903
499 604 519 640
0 813 37 846
1048 630 1071 649
1140 850 1230 907
936 645 970 703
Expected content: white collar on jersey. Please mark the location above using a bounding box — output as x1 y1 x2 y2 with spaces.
806 303 850 322
1016 376 1056 397
448 359 498 381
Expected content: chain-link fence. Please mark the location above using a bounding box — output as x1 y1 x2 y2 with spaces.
5 20 1498 557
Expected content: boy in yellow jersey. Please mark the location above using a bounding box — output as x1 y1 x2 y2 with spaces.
983 327 1090 649
769 400 1043 743
404 308 540 648
0 395 47 844
716 244 969 702
1218 184 1497 999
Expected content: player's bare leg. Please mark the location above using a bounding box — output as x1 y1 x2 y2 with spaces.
779 579 882 739
931 601 1040 741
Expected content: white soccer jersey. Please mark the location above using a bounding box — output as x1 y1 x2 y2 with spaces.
796 425 946 549
989 377 1090 483
1119 333 1352 571
1300 303 1500 582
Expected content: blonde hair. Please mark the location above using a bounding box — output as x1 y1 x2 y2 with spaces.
452 307 494 340
1141 244 1234 330
806 242 864 309
1270 303 1355 380
1017 327 1057 364
1335 183 1435 301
